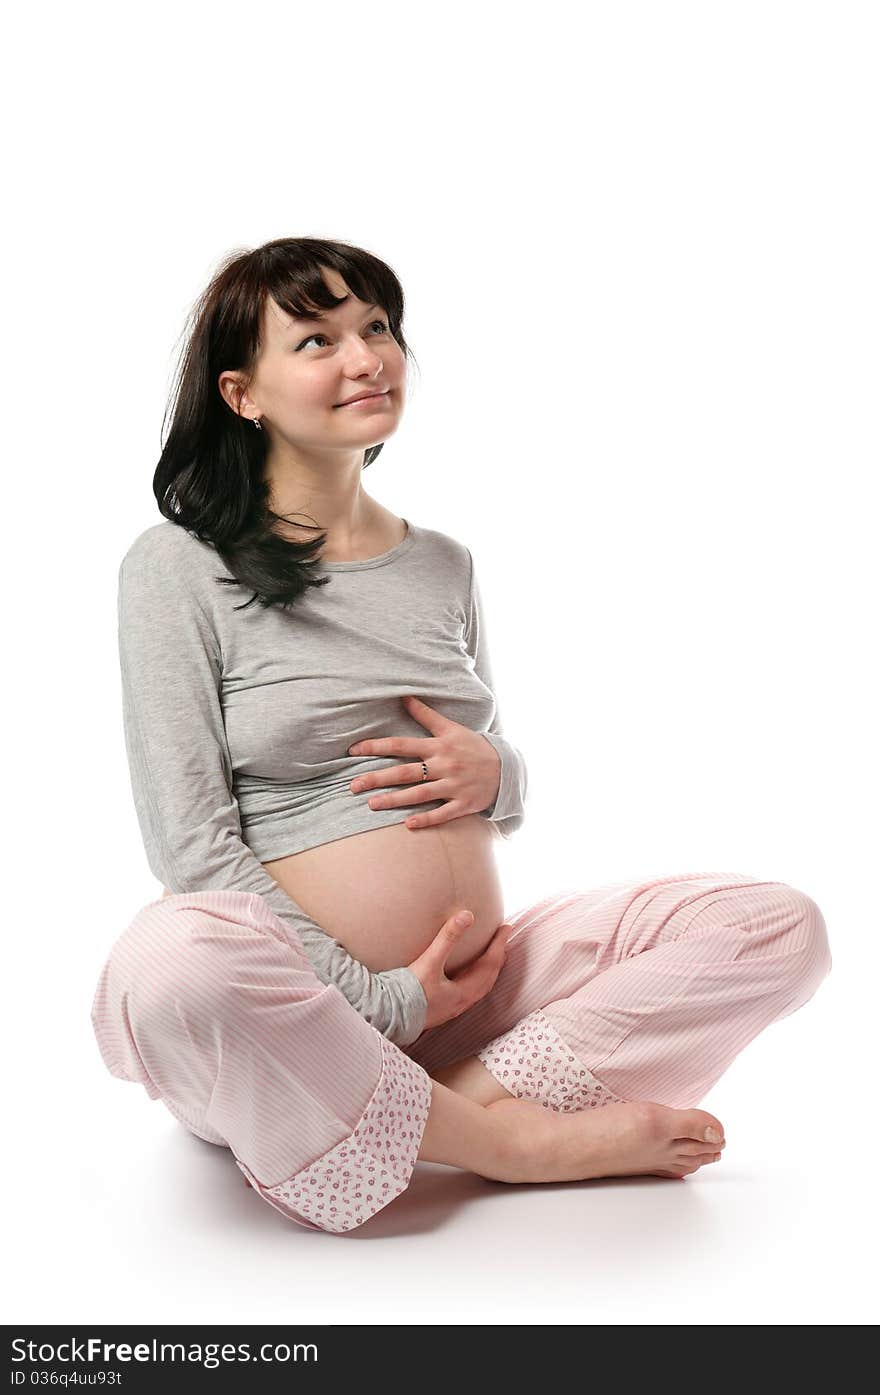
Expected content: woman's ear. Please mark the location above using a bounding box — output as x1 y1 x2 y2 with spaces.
218 369 251 417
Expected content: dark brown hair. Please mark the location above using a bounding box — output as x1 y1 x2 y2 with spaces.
153 236 418 611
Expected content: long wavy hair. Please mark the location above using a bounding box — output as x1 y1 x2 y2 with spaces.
153 236 418 612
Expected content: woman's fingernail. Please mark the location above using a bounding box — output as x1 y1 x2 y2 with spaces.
704 1127 722 1144
456 912 472 926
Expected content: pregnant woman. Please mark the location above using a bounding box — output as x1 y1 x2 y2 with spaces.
91 237 832 1234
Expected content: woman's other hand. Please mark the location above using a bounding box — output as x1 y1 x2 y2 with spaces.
406 911 514 1033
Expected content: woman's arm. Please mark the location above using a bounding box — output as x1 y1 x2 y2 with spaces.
117 532 427 1047
464 547 528 838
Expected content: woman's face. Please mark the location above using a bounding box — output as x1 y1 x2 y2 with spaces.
224 266 407 452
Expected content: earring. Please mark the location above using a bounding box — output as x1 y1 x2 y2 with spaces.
253 417 262 431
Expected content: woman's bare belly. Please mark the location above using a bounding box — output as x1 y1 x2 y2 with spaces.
260 815 507 973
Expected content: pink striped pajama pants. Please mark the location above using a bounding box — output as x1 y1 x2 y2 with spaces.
90 870 831 1235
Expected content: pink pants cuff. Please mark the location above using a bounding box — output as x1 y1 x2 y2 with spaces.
233 1037 433 1233
476 1007 624 1111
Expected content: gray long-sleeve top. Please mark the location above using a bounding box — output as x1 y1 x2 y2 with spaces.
117 517 528 1047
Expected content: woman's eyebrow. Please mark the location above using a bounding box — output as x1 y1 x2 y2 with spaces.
290 301 383 326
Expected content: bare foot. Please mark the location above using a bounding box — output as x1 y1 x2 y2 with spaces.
482 1097 726 1184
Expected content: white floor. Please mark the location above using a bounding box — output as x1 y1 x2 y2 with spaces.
8 978 874 1326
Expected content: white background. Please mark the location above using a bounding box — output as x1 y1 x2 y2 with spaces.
4 0 877 1327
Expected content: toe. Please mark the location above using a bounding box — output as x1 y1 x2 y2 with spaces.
678 1141 716 1158
691 1112 725 1146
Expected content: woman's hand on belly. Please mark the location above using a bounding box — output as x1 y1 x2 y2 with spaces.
347 695 503 830
405 908 515 1034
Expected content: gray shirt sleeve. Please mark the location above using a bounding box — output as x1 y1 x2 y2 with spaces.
465 549 529 838
116 546 427 1048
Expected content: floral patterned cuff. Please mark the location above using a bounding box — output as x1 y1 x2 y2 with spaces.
476 1008 623 1112
234 1037 433 1233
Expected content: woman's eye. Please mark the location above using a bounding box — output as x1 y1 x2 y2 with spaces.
296 319 389 351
